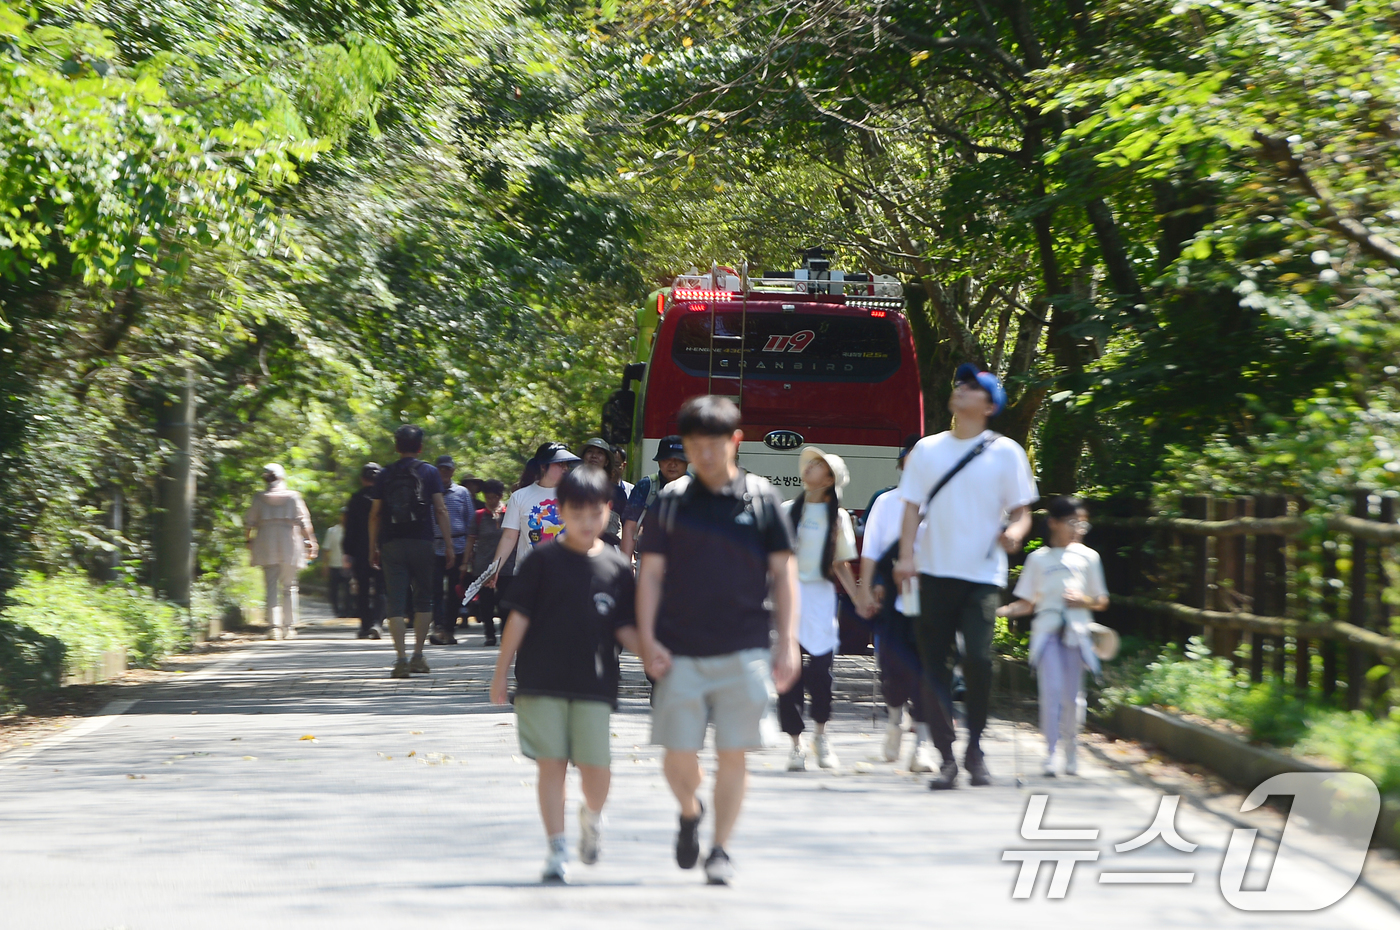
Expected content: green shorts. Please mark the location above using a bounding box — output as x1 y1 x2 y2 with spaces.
514 695 613 767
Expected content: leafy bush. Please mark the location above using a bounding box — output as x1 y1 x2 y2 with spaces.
0 573 186 693
0 621 64 713
1101 638 1400 797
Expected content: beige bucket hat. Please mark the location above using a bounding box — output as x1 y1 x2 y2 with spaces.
1088 622 1121 662
798 446 850 497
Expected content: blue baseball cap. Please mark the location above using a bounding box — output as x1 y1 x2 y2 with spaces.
955 363 1006 416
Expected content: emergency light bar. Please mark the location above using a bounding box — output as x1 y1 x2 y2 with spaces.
672 288 735 302
845 296 906 311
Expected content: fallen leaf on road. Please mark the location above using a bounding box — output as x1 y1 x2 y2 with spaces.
854 762 875 774
242 756 257 761
410 730 423 735
299 735 317 741
408 750 416 757
230 738 241 741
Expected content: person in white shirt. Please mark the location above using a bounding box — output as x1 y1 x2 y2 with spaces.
893 364 1038 789
486 442 582 599
245 463 318 640
998 496 1109 777
778 448 872 772
322 510 348 617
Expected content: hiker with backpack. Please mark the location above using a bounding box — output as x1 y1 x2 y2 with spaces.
620 436 689 559
778 447 871 772
368 425 456 679
636 396 799 885
892 364 1038 789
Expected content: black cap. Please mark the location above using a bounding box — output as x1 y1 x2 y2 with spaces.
435 454 455 468
654 436 688 463
534 442 582 466
360 462 382 481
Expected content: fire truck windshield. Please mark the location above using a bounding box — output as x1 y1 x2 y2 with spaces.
670 312 901 382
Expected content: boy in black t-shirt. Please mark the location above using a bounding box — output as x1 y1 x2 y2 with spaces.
491 465 639 884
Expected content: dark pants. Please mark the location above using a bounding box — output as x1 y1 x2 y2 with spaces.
777 649 834 737
350 555 384 634
382 538 435 618
327 568 349 617
467 573 499 643
431 554 461 635
876 612 925 723
916 575 999 761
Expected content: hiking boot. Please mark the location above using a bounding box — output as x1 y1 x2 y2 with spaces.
704 846 734 886
928 758 959 790
578 804 603 866
390 657 410 679
676 799 704 869
786 745 807 772
909 744 936 773
815 733 839 769
409 653 430 674
965 752 992 787
882 713 904 763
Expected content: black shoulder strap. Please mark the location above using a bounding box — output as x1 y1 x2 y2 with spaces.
923 432 999 509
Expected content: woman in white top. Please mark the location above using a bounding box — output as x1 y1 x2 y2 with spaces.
778 447 873 772
998 496 1109 777
245 463 318 640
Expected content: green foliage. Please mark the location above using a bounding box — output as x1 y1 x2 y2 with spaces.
0 619 64 713
0 573 185 695
1102 637 1400 796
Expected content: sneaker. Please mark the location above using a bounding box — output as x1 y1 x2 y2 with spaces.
965 752 992 787
928 758 959 790
909 744 937 773
355 630 371 640
1064 750 1079 776
409 653 430 674
786 745 807 772
815 733 839 769
427 633 447 646
676 799 704 869
882 711 904 762
390 657 410 679
1042 755 1057 778
578 804 603 865
542 842 568 884
283 626 297 640
268 628 283 641
366 627 382 640
704 846 734 886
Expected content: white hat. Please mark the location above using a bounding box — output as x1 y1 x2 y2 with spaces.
798 446 850 497
262 463 286 480
1089 622 1121 662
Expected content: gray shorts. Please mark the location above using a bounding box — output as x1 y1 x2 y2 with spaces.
651 648 776 752
381 538 434 617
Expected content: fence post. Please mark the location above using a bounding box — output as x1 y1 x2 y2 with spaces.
1348 490 1372 711
1270 495 1289 682
1183 496 1210 650
1322 539 1339 700
1377 494 1395 711
1240 496 1263 683
1213 497 1243 667
1291 495 1311 696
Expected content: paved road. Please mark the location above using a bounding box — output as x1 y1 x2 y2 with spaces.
1 620 1397 930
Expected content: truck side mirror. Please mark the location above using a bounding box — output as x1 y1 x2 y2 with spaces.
601 389 635 445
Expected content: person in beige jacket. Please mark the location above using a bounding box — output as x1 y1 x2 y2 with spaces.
245 463 318 640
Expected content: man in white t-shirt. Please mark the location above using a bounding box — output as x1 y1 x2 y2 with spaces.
893 364 1038 790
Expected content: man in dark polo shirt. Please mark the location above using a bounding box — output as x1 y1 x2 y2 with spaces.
637 395 799 886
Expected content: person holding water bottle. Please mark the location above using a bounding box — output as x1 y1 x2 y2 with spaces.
892 364 1037 790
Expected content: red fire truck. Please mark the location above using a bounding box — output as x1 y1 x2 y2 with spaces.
602 251 924 513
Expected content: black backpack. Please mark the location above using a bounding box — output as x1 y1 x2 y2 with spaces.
384 460 426 525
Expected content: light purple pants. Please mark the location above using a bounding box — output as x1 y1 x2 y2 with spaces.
1036 635 1086 759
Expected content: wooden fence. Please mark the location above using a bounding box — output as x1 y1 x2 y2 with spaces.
1078 492 1400 712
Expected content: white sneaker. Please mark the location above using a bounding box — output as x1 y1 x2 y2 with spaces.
786 745 807 772
578 804 603 866
815 733 839 769
909 743 936 773
268 627 283 641
542 841 568 883
1064 749 1079 776
283 625 297 640
882 717 903 763
1042 755 1057 778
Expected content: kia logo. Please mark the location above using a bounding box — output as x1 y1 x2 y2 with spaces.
763 430 804 450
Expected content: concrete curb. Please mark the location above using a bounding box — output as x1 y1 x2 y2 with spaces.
1104 703 1400 850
